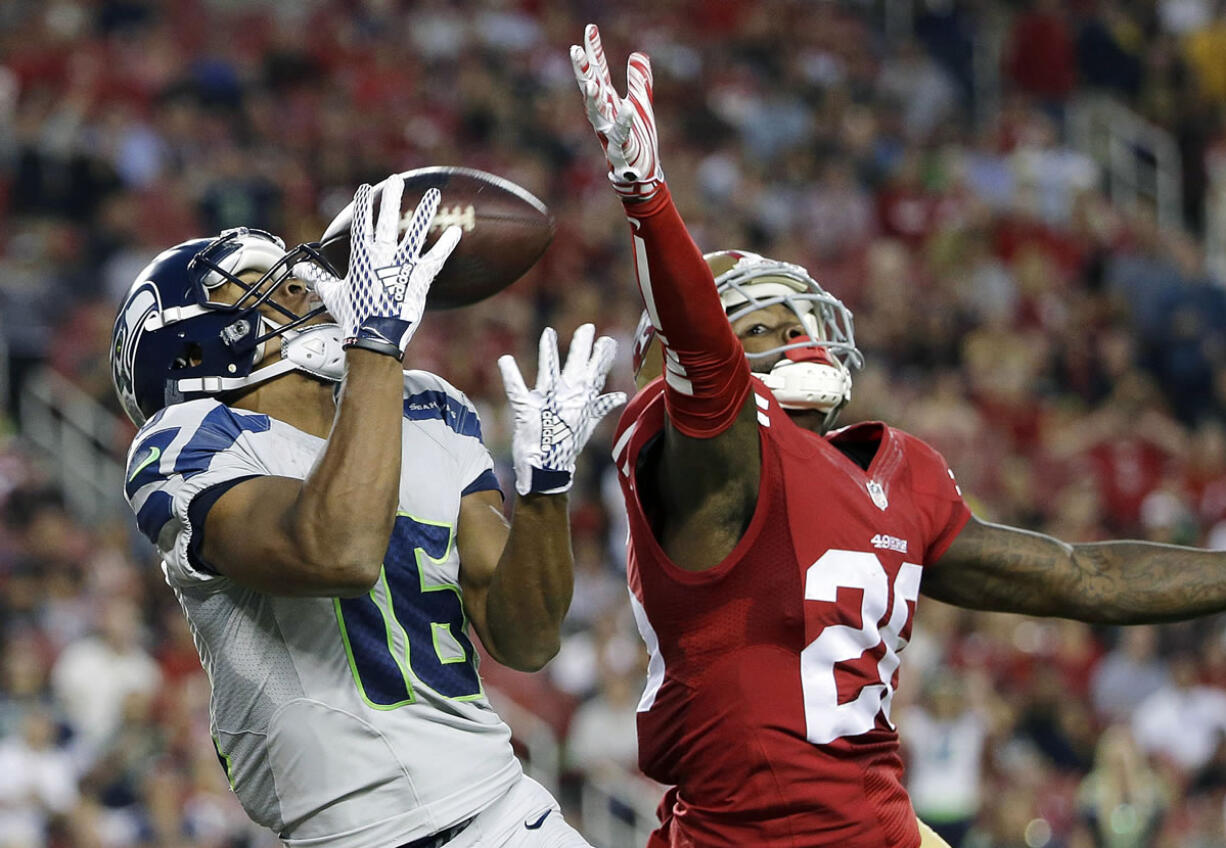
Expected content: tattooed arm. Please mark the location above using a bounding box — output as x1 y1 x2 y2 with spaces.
921 515 1226 625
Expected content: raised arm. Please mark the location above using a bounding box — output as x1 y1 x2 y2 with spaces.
571 25 762 546
201 179 462 597
457 324 624 670
922 514 1226 625
572 26 752 435
202 351 408 596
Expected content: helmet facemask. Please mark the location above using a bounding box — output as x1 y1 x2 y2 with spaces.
713 251 862 429
629 251 863 432
189 228 331 353
175 229 348 394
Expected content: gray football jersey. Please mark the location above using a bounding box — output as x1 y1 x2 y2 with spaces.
124 372 521 848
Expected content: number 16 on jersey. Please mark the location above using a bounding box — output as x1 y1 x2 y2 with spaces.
335 514 483 707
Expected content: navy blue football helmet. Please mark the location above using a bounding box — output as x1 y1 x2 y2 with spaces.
110 228 335 425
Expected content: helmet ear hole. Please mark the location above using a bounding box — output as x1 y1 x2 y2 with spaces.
171 343 204 371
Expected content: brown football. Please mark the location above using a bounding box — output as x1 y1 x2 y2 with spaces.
317 167 555 310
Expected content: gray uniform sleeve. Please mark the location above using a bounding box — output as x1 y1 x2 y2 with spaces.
452 392 502 499
124 400 273 586
402 372 503 499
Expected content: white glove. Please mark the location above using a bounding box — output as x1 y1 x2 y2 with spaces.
498 324 627 496
313 175 462 360
570 23 664 200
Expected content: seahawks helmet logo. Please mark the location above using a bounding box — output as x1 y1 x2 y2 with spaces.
111 282 160 425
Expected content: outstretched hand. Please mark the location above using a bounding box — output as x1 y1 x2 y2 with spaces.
498 324 627 496
313 175 462 360
570 24 664 200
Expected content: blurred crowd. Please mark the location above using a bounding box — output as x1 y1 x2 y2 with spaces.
2 0 1226 846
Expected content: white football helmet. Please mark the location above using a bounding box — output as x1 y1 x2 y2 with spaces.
631 250 862 429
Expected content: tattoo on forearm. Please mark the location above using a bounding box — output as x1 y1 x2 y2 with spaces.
924 521 1226 625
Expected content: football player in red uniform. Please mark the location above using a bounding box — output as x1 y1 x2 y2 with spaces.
570 24 1226 848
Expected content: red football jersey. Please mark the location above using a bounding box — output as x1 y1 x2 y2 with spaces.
613 378 971 848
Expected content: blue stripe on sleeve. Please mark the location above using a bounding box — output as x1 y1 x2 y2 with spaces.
174 406 271 479
125 427 182 500
135 491 174 544
461 468 502 498
403 391 483 440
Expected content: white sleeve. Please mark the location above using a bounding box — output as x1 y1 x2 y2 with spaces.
402 373 503 498
454 394 502 499
123 400 272 587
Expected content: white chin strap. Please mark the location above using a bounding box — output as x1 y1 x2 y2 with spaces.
761 359 852 412
174 323 348 395
280 323 347 381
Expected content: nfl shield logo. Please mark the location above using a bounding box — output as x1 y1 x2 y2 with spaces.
866 480 888 510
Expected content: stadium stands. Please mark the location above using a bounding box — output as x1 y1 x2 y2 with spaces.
1 1 1226 845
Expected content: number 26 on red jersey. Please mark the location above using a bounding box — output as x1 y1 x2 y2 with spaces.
801 549 923 745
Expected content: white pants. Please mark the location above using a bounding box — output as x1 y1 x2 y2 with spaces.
443 775 591 848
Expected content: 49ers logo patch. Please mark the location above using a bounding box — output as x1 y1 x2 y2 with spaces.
871 534 908 554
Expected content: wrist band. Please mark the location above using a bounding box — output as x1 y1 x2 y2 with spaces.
343 337 404 360
527 467 572 495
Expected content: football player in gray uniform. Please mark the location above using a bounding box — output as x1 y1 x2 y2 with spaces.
112 176 622 848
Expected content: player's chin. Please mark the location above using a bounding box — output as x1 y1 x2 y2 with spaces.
748 354 782 374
